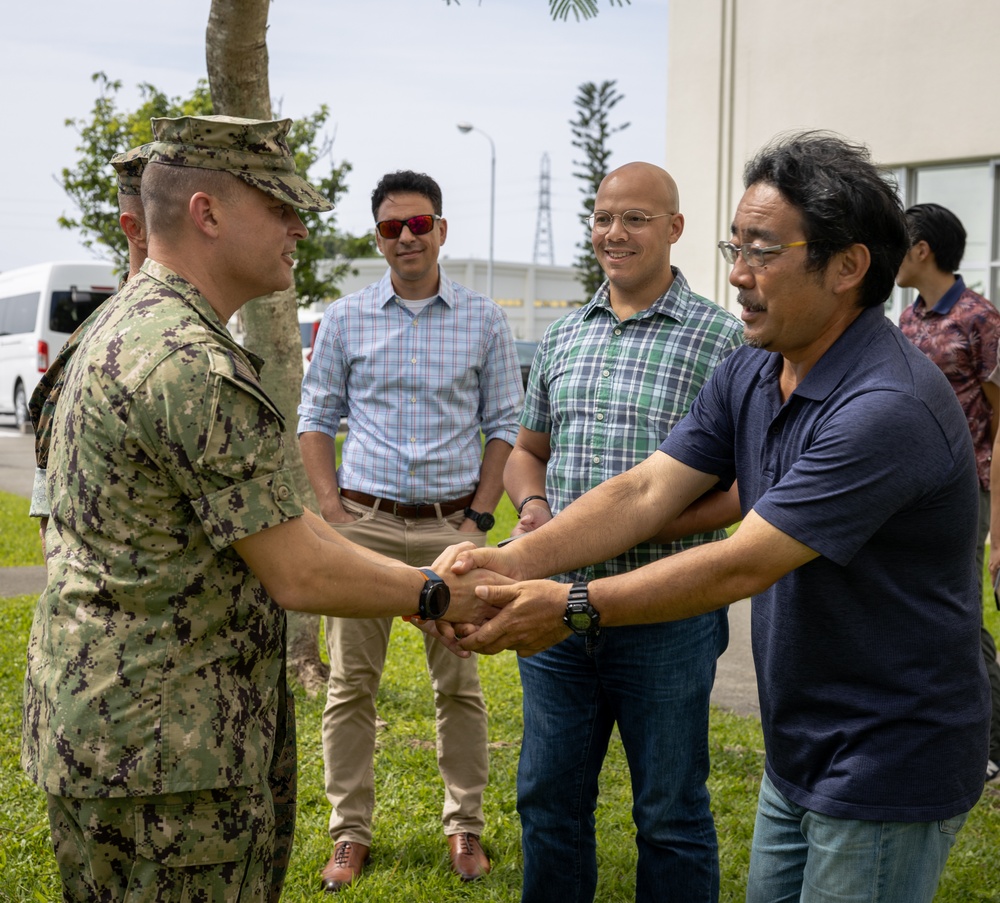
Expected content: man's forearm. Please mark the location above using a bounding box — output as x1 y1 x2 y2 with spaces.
507 453 716 580
299 430 347 521
469 438 512 514
301 508 401 565
650 484 741 543
503 431 550 519
458 509 819 657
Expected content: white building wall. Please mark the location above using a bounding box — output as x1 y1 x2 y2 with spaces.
667 0 1000 309
320 257 584 340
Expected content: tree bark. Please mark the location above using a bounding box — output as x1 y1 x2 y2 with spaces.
206 0 328 695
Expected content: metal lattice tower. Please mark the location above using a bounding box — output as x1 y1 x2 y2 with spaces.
533 153 555 266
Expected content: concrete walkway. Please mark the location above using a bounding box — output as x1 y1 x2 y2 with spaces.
2 565 47 597
0 423 761 717
0 426 48 600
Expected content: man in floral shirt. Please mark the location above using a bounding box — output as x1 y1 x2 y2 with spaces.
897 202 1000 781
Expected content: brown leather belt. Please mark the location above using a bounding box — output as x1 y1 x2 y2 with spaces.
340 488 475 519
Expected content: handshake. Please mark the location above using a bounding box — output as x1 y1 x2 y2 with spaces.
419 539 574 658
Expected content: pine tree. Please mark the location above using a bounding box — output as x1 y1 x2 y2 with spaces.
570 80 630 300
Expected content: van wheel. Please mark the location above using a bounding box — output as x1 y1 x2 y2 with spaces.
14 382 30 434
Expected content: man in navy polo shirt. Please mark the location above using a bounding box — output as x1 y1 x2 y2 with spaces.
453 131 990 903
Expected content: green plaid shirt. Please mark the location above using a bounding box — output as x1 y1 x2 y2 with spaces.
521 267 742 582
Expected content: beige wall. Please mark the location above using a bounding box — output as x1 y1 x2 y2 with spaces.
667 0 1000 307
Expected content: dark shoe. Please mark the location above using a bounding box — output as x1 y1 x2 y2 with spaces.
321 841 370 893
448 832 491 882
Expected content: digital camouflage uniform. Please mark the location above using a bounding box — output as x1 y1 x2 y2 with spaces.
22 115 333 902
27 144 149 521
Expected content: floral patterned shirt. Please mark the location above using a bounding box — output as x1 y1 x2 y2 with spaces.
899 276 1000 489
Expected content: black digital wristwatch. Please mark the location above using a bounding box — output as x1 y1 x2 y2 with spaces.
464 507 496 532
563 582 601 637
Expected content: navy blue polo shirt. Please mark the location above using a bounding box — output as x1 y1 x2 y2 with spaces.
663 305 989 821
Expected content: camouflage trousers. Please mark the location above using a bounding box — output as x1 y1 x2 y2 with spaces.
269 694 297 903
47 698 297 903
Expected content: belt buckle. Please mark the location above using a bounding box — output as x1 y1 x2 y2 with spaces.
392 500 403 518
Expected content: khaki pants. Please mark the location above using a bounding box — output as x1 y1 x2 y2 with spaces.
324 497 489 845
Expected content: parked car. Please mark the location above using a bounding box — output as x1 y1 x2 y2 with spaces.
0 261 118 432
515 339 539 389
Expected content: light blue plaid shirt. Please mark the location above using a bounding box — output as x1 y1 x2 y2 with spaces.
522 267 743 581
298 267 522 502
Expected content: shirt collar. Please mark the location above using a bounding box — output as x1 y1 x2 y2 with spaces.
583 266 693 323
375 264 455 309
914 274 966 316
787 304 889 402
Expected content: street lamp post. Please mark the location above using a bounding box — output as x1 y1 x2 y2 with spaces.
456 122 495 299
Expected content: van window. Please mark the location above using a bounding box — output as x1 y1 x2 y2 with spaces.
49 288 115 333
0 292 40 335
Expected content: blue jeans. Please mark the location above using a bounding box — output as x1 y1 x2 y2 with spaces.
517 610 728 903
747 772 969 903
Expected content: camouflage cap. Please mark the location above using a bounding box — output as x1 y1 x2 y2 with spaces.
110 143 152 196
147 115 333 212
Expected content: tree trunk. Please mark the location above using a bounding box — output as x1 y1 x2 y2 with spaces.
206 0 328 695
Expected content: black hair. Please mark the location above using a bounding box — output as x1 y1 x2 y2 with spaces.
743 131 908 309
905 203 966 273
371 170 443 219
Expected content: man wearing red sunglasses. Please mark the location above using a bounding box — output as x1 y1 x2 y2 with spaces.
299 170 523 892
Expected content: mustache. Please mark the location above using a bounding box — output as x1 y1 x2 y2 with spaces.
737 291 765 312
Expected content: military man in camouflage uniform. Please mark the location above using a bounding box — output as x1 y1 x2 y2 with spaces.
28 142 150 535
21 115 497 902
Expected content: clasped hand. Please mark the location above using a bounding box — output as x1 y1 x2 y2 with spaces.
414 541 573 658
406 542 511 658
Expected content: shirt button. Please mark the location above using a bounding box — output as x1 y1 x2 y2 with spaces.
276 484 290 500
410 437 417 443
613 328 622 336
593 455 601 464
596 412 605 421
411 358 417 364
602 369 610 378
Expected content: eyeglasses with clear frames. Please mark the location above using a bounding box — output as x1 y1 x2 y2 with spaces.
588 210 675 234
717 240 812 268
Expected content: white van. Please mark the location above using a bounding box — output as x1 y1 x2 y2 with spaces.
0 261 119 431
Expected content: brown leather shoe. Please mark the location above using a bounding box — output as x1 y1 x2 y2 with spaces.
320 841 370 893
448 832 491 882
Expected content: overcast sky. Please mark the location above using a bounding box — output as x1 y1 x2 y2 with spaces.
0 0 669 274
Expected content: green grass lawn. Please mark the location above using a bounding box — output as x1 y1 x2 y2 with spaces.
2 489 999 901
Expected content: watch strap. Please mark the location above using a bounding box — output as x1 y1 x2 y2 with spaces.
417 567 445 620
463 506 495 531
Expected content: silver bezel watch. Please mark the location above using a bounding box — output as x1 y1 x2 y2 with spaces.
563 581 601 637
